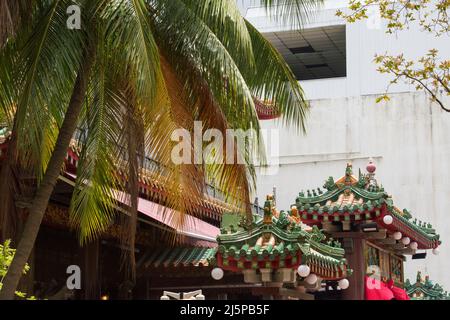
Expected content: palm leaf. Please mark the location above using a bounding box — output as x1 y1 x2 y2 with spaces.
69 26 123 245
181 0 255 74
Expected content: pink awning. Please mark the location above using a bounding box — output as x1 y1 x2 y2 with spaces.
113 190 219 242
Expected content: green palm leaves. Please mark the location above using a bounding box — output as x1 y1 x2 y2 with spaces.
0 0 316 244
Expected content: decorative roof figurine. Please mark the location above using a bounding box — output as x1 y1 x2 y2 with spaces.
405 271 450 300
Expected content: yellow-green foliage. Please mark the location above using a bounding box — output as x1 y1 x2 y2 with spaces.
0 240 36 300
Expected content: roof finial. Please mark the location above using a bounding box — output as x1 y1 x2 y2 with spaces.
345 162 353 176
344 162 353 185
367 157 376 174
272 186 277 207
264 195 274 225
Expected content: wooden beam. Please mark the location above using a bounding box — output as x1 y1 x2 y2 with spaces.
377 238 397 245
341 238 366 300
83 240 100 300
393 248 415 255
389 243 408 250
330 229 386 240
251 286 281 297
279 288 314 300
322 222 340 232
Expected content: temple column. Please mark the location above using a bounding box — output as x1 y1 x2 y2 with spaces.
341 237 365 300
83 240 100 300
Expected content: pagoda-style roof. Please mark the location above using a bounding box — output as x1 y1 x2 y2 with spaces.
142 247 215 270
293 162 440 250
209 196 350 282
405 271 450 300
254 98 280 120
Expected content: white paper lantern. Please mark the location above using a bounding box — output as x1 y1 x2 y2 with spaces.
160 295 170 300
305 274 318 285
338 279 350 290
410 242 418 250
401 237 411 245
433 247 440 255
297 264 310 277
195 294 205 300
392 232 402 240
211 267 224 280
383 215 393 225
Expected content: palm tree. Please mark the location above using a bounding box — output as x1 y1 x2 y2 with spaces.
0 0 319 299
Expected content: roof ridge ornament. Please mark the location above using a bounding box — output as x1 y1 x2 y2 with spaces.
345 162 353 184
263 195 274 225
363 158 380 191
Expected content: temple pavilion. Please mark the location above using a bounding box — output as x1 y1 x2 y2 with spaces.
206 196 351 299
405 271 450 300
293 161 441 300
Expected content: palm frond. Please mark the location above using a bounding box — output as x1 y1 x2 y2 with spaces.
151 0 259 133
69 27 123 245
180 0 255 74
150 0 265 212
244 20 309 132
259 0 323 29
13 0 86 178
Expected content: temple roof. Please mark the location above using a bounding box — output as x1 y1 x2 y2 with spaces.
293 162 440 250
210 196 350 281
142 247 215 269
405 271 450 300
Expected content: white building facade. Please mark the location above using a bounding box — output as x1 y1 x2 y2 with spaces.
241 0 450 290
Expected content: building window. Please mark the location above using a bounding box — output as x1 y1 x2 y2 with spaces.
366 243 380 269
365 242 404 285
264 25 346 80
390 255 404 286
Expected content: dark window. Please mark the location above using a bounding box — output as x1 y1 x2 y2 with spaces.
264 25 347 80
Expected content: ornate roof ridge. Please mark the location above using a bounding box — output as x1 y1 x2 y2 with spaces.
405 271 450 300
216 197 347 261
293 161 440 249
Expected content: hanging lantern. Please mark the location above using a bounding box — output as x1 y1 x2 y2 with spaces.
211 267 224 280
338 279 349 290
305 274 318 285
410 242 418 250
382 215 393 225
433 247 440 255
160 295 170 300
297 264 310 277
401 237 411 245
392 232 402 240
